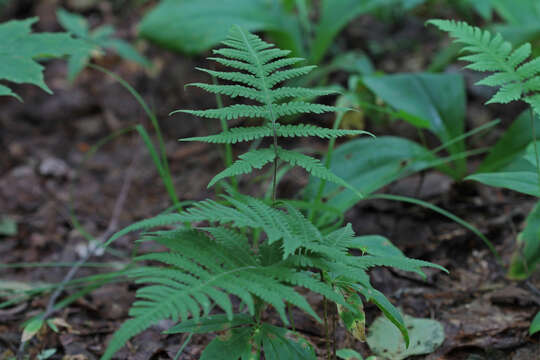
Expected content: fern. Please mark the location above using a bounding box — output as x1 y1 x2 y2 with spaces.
171 25 366 198
428 19 540 113
103 27 447 360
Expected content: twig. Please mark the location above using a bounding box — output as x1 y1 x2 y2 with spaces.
16 154 137 359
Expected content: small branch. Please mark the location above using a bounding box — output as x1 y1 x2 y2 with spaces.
16 155 137 359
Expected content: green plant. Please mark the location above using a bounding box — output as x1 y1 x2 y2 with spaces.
56 8 150 81
429 18 540 335
0 17 90 101
101 26 446 359
139 0 407 66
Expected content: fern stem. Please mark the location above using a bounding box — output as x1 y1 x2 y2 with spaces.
89 64 181 210
529 107 540 195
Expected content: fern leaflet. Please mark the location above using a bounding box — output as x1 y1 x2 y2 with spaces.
428 19 540 112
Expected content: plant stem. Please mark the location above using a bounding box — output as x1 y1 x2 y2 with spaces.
89 64 181 210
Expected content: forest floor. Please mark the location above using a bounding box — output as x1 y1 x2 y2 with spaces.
1 2 539 359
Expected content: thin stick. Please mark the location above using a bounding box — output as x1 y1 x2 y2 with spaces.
17 155 137 359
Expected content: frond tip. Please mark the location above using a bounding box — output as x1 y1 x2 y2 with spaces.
428 19 540 112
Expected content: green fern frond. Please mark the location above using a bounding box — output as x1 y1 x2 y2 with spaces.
270 87 339 101
175 104 268 120
186 83 264 102
181 126 273 144
181 124 369 144
208 148 276 187
277 147 360 197
172 25 363 190
103 227 329 359
428 19 540 110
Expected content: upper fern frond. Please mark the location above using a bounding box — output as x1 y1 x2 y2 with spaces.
428 19 540 111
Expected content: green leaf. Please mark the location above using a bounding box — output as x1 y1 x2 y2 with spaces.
255 324 317 360
508 201 540 279
200 327 254 360
478 111 540 172
305 136 438 212
0 17 90 98
165 314 254 334
530 311 540 335
21 317 43 342
209 148 276 188
139 0 301 55
363 73 466 176
338 292 366 341
57 8 149 81
0 216 17 236
57 8 88 37
366 314 445 360
466 171 540 197
310 0 398 64
336 349 364 360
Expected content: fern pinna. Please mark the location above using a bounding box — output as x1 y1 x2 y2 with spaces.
102 27 446 359
428 19 540 115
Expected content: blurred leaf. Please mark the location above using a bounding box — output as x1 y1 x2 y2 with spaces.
363 73 467 177
0 17 90 100
37 348 56 360
0 216 17 236
508 201 540 279
466 171 540 197
253 324 317 360
478 111 540 173
21 317 43 342
310 0 399 64
200 328 253 360
139 0 302 56
367 314 444 360
57 8 149 81
337 349 364 360
305 136 438 212
530 311 540 335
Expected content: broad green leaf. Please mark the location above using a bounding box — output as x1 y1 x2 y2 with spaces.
0 216 17 236
347 235 405 258
305 136 438 212
530 311 540 335
336 349 364 360
491 0 540 45
139 0 302 56
165 314 253 334
310 0 398 64
367 314 445 360
466 171 540 197
478 111 540 173
508 201 540 279
254 324 317 360
353 283 409 347
0 17 90 99
200 327 254 360
21 317 44 342
363 73 467 176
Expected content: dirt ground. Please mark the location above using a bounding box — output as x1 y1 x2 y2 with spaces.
1 2 539 359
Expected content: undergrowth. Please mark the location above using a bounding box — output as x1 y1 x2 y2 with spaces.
101 26 447 359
